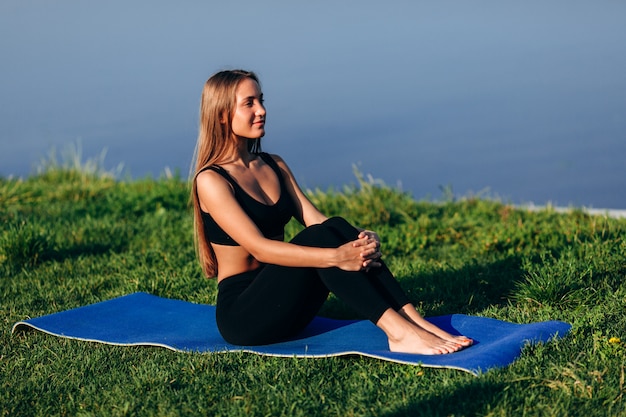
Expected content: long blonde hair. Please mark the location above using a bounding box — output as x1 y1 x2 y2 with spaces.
191 69 262 278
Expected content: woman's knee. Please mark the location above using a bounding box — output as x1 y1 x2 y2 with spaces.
290 221 345 247
322 217 360 240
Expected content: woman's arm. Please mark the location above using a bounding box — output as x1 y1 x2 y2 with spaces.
196 169 379 271
273 154 382 258
270 154 328 227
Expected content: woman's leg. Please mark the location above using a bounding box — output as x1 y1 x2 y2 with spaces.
310 217 472 352
216 218 396 346
217 217 471 353
289 218 406 324
216 265 329 346
307 217 411 314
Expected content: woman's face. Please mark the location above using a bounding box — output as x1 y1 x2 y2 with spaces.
230 77 266 140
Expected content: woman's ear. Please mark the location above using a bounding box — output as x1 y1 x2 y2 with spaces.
219 111 228 124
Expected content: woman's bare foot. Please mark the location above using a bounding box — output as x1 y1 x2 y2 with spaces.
399 305 473 347
377 309 466 355
387 325 465 355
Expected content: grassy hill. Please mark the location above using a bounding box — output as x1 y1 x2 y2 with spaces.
1 163 625 416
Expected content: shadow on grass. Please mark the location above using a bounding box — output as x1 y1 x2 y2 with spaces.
320 256 523 319
51 241 128 262
2 239 130 274
1 217 134 272
383 378 509 417
400 256 524 316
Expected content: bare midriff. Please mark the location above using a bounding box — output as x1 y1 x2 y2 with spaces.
212 233 283 283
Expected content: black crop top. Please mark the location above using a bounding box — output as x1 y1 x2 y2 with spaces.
199 153 297 246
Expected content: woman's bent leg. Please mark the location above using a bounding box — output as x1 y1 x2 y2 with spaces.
216 217 471 353
289 218 407 323
307 217 472 353
216 266 329 346
288 217 422 324
216 218 400 345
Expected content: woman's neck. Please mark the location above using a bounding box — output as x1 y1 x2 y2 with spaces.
220 139 256 167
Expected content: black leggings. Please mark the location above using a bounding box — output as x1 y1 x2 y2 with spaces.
215 217 411 346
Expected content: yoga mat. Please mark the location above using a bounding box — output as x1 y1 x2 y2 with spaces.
12 292 571 375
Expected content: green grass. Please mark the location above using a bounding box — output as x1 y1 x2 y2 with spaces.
1 158 625 416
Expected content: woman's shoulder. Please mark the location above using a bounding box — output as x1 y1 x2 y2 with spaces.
196 165 234 191
195 167 237 213
260 152 290 171
197 162 227 174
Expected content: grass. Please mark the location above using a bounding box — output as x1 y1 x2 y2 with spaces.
1 152 625 416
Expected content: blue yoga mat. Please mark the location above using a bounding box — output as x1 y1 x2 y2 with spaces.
12 292 571 375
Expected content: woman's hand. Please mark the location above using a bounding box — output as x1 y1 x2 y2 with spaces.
358 230 381 251
357 230 383 271
334 234 382 272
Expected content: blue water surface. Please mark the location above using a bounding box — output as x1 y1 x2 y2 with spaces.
1 1 625 208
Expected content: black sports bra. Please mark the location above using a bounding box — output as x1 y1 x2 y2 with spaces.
199 153 297 246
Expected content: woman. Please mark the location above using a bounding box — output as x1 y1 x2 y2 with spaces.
191 69 472 354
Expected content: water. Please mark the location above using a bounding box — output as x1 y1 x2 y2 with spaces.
1 1 625 208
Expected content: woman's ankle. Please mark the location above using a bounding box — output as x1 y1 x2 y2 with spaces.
376 308 414 343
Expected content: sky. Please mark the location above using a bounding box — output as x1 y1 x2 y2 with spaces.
1 1 625 207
